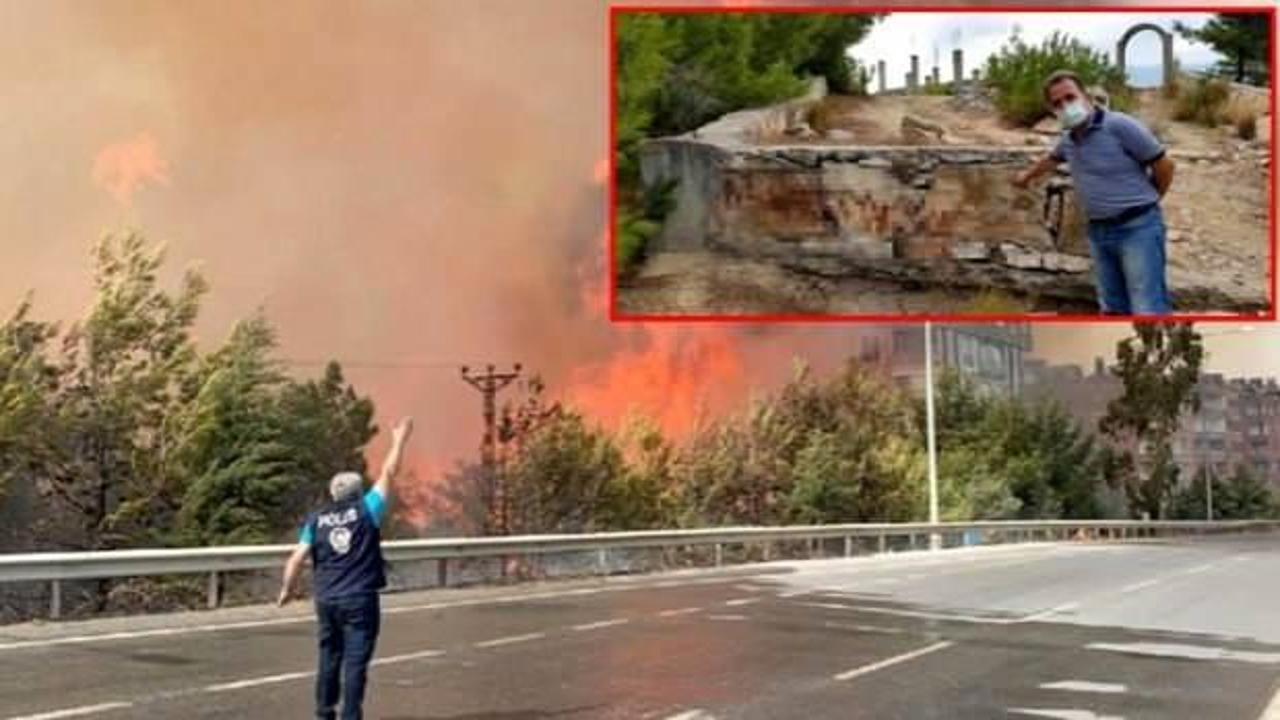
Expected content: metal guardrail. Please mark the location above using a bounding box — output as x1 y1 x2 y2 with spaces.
2 520 1276 620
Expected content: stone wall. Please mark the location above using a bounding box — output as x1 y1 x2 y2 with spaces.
641 140 1097 286
712 145 1089 262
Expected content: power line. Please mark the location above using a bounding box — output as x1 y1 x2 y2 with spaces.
277 358 472 370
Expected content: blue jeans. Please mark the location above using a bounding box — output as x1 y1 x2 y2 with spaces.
1087 205 1172 315
315 592 381 720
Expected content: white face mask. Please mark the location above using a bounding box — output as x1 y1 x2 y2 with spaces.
1058 101 1090 130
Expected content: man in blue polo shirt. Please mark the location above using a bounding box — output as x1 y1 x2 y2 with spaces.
278 416 413 720
1015 69 1178 315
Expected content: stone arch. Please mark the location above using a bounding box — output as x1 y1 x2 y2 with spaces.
1116 23 1175 89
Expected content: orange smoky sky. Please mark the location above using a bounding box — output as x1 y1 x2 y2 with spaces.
92 132 170 205
0 0 1270 524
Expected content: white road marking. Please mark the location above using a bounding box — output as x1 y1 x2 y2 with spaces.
372 649 446 665
664 710 717 720
572 618 630 632
1020 602 1080 623
833 641 954 681
1008 709 1124 719
1088 642 1280 664
657 607 702 618
1039 681 1128 694
7 703 135 719
724 597 760 607
1120 578 1162 593
777 590 809 598
822 621 908 635
474 632 546 648
708 614 748 621
204 672 312 692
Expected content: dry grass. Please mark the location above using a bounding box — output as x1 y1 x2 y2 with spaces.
807 101 840 133
1174 78 1231 128
1234 112 1258 141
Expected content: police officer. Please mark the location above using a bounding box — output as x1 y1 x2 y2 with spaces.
278 416 414 720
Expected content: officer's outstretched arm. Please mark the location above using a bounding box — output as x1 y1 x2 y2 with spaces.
374 417 414 500
277 543 310 607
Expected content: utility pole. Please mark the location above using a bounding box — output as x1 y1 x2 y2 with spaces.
461 363 521 535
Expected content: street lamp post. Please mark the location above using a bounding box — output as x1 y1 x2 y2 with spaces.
1193 325 1255 523
925 321 940 550
1206 463 1214 521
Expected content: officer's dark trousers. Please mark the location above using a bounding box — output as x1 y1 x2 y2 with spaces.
315 592 381 720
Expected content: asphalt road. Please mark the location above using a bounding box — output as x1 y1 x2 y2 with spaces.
3 536 1279 720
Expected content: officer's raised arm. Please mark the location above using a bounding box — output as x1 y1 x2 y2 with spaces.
373 417 414 501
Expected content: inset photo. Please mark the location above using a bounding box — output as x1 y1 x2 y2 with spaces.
610 8 1275 320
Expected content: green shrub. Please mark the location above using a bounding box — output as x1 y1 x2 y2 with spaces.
923 81 956 96
618 211 660 278
616 180 677 279
983 32 1129 127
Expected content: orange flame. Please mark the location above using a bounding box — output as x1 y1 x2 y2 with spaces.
565 325 747 441
92 132 170 205
574 154 750 439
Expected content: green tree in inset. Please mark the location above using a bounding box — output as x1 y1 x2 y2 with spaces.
984 31 1131 126
1176 14 1271 85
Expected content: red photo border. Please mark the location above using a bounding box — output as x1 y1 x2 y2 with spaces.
607 4 1278 325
